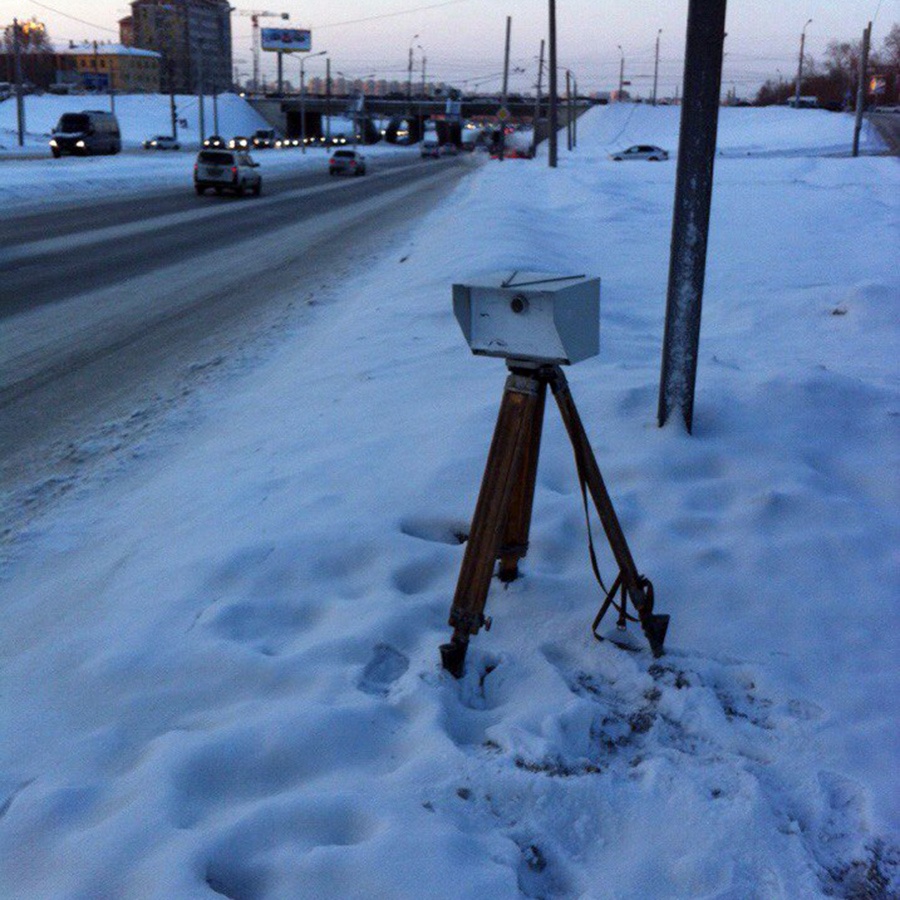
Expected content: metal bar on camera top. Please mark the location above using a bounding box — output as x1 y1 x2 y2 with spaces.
501 273 587 289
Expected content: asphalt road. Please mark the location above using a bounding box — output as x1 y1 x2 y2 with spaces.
0 153 471 531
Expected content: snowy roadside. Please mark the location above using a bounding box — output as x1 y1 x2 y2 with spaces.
1 105 897 898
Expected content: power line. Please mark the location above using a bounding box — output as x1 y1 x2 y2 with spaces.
311 0 477 32
26 0 119 34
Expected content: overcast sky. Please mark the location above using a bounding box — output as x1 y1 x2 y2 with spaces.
3 0 898 96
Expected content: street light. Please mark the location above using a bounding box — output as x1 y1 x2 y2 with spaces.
337 71 375 148
300 50 327 153
795 18 812 108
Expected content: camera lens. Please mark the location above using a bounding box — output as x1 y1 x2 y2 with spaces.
510 295 528 314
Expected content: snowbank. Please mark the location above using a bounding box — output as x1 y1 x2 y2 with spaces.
1 104 897 898
0 92 272 152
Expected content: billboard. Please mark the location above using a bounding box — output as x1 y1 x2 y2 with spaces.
261 28 311 52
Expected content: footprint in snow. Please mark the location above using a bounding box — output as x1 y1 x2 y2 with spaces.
357 643 409 696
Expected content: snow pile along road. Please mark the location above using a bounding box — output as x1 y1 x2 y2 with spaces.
0 105 898 898
0 91 272 153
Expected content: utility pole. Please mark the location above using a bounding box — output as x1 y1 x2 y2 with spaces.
573 77 577 147
618 45 625 99
532 39 545 157
499 15 511 162
653 29 662 105
421 49 427 141
169 61 178 140
658 0 728 433
277 50 283 95
198 42 205 143
109 47 116 113
407 34 418 105
852 21 872 157
548 0 558 167
13 19 25 146
795 18 812 108
326 56 332 143
252 14 260 90
566 69 572 151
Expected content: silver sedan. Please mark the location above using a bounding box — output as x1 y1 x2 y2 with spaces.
609 144 669 161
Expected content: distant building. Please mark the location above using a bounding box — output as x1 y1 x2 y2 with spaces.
57 42 161 93
130 0 232 94
119 16 134 47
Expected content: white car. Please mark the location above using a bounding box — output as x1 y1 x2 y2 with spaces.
609 144 669 161
143 135 180 150
329 149 366 176
194 149 262 197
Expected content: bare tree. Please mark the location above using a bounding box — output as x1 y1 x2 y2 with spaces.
881 22 900 69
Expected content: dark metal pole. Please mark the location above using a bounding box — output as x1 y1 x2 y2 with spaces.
277 50 283 95
657 0 728 433
326 57 332 143
573 77 577 147
499 15 511 162
532 39 544 157
169 62 178 140
548 0 558 167
566 68 572 151
618 46 624 98
300 57 307 152
852 22 872 157
13 19 25 146
198 41 205 143
108 48 116 113
795 19 811 108
653 29 662 105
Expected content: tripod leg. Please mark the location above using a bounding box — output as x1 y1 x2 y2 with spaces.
498 376 546 582
549 367 669 657
441 372 541 677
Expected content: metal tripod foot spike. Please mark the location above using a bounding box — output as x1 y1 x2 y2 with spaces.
439 639 468 679
441 362 670 678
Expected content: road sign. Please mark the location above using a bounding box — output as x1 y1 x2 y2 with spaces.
497 106 510 121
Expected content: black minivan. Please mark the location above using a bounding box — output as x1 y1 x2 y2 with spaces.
50 110 121 157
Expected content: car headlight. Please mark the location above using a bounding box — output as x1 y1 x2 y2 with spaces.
76 140 86 148
49 139 57 147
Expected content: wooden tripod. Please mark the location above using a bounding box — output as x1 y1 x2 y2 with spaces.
440 362 669 678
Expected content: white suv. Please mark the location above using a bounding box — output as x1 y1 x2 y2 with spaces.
194 149 262 197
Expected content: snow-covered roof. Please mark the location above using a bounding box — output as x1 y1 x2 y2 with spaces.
57 43 161 59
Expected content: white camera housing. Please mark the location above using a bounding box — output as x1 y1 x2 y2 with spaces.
453 272 600 365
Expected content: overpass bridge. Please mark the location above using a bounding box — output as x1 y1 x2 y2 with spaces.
247 95 591 145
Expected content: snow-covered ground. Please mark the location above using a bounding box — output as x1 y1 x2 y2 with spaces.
1 104 898 898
